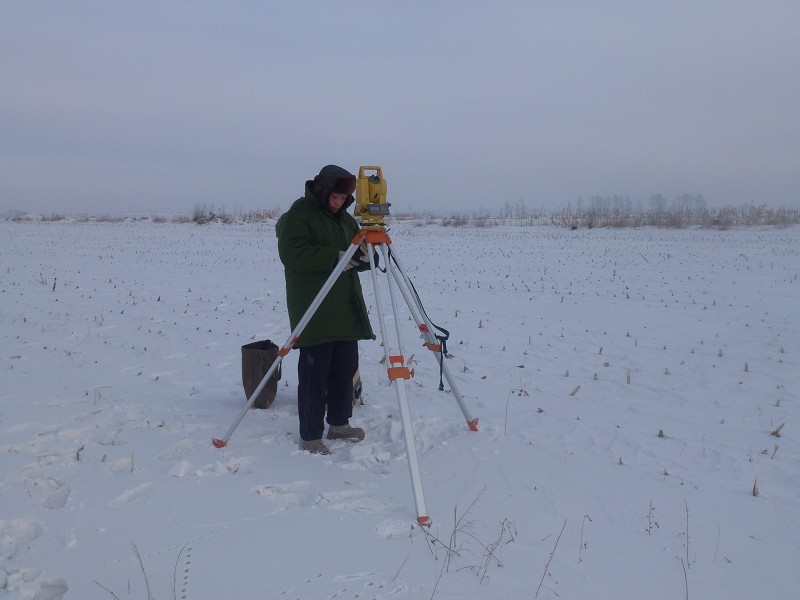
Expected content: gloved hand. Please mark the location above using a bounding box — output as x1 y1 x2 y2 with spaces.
356 241 371 263
338 250 360 271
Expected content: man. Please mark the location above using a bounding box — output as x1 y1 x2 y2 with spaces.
276 165 376 455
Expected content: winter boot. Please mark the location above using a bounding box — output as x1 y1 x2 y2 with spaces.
301 439 330 455
327 424 366 442
241 340 281 409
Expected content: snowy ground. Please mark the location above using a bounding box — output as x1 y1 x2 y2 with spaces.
1 219 798 599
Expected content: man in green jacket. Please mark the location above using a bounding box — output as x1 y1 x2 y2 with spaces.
276 165 377 455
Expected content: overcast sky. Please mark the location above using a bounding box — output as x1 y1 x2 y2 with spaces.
2 1 799 216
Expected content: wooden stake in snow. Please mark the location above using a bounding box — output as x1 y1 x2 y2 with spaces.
570 385 580 397
771 423 785 437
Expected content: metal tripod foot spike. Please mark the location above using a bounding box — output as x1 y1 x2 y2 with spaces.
211 227 478 526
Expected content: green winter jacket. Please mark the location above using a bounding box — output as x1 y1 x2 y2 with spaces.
276 168 376 347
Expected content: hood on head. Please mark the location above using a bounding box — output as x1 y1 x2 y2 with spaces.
309 165 356 213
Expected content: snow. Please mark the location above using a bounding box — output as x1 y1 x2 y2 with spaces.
1 219 798 599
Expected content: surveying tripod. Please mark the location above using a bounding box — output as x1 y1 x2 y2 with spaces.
213 171 477 526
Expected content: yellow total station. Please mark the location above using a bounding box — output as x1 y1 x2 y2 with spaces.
354 166 390 226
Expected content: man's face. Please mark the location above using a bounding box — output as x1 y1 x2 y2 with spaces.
326 192 348 214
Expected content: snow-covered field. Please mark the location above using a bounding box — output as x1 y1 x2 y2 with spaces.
1 220 797 599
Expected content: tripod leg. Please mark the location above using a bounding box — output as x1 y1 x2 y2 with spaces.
395 376 431 526
386 246 479 431
212 242 363 448
366 242 431 526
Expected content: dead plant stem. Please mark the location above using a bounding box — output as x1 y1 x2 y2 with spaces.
535 519 567 598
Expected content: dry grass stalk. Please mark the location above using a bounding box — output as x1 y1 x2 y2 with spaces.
535 519 567 598
579 515 592 562
133 543 153 600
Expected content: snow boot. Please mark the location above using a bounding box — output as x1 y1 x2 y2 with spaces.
241 340 281 409
327 424 365 442
301 439 330 455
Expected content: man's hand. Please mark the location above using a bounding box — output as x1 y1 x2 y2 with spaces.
338 250 359 271
355 241 372 263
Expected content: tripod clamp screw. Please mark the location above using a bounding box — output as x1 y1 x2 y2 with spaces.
387 354 413 381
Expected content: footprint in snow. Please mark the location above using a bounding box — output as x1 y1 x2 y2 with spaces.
109 482 155 506
253 481 317 507
158 439 195 461
43 484 71 510
29 577 69 600
319 490 401 516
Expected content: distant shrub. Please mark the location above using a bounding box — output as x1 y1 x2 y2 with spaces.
243 208 281 222
14 200 800 229
471 217 497 228
441 215 469 227
95 214 126 223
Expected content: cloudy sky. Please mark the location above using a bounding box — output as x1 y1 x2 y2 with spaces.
2 1 798 215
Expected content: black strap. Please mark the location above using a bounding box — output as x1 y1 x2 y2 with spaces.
387 247 450 391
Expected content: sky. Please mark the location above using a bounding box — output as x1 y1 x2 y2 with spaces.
2 1 799 216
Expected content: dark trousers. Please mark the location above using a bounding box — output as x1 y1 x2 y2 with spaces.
297 340 358 441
